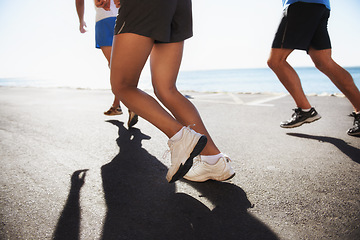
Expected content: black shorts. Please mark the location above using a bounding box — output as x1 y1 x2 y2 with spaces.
271 2 331 52
114 0 193 43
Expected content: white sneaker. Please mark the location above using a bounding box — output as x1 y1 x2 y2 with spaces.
166 126 207 183
184 155 235 182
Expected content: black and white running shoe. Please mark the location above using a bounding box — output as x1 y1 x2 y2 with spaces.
280 107 321 128
347 112 360 136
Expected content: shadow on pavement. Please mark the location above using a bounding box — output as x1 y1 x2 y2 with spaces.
100 120 279 240
53 169 88 240
287 133 360 164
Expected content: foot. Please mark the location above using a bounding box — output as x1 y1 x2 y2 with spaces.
347 112 360 136
280 107 321 128
104 106 123 116
127 110 138 128
184 155 235 182
166 126 207 183
349 111 357 117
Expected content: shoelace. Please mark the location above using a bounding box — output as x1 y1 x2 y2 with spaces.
291 110 302 120
223 155 232 163
354 116 360 126
163 146 171 160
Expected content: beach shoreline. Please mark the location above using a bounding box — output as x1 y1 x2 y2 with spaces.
0 85 347 98
1 66 358 96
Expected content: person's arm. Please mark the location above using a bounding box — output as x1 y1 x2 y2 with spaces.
75 0 87 33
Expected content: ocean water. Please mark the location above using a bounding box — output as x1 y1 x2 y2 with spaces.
175 67 360 94
1 67 359 95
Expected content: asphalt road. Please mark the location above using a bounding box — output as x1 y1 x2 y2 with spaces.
0 87 359 240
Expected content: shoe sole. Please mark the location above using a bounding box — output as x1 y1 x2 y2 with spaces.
347 131 360 136
223 172 236 181
104 112 123 116
280 115 321 128
185 171 236 182
168 135 207 183
128 114 138 128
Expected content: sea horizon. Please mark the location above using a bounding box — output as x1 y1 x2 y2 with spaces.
1 66 359 95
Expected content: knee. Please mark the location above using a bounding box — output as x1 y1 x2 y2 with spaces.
153 85 178 103
267 57 281 71
311 54 335 73
312 59 328 72
110 78 133 100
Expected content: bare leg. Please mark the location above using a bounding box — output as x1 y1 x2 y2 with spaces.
100 46 112 63
267 48 312 109
100 46 121 108
110 33 183 138
309 48 360 112
150 42 220 155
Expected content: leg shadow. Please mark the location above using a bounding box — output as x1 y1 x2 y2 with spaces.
287 133 360 164
53 169 88 240
182 180 279 240
101 120 279 240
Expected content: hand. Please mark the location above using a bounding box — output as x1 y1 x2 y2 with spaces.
79 20 87 33
114 0 121 8
94 0 111 11
71 169 89 189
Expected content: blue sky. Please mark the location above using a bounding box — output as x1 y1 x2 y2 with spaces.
0 0 359 86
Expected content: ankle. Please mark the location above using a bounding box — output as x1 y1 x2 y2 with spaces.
170 127 184 142
301 108 312 112
298 105 312 111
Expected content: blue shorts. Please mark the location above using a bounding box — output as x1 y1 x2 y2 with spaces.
95 17 117 49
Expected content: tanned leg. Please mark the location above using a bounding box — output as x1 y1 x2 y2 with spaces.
309 48 360 112
110 33 183 138
150 41 220 155
268 48 312 109
100 46 121 108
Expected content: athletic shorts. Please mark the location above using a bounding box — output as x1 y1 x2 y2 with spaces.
95 17 117 48
114 0 193 43
271 2 331 52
